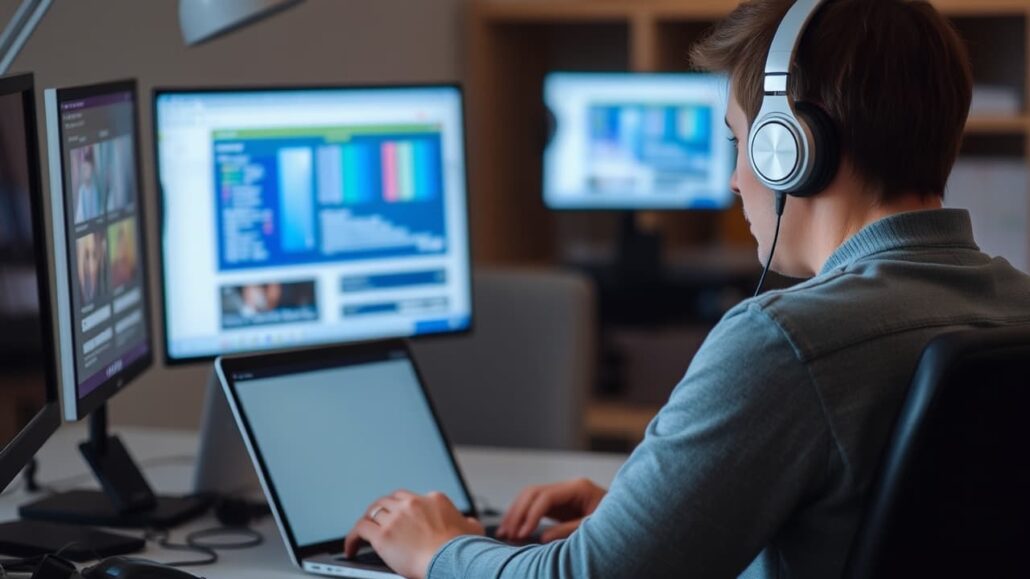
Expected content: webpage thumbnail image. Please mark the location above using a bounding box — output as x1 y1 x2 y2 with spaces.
587 103 714 195
76 231 108 307
70 135 135 225
74 216 145 382
213 124 449 272
221 280 318 329
108 217 138 289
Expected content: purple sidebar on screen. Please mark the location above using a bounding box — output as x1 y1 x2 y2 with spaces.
77 341 150 399
61 92 132 112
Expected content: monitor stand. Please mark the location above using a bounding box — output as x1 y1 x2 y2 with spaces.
615 212 663 283
17 404 212 529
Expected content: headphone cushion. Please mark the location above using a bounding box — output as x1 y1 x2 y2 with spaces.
793 102 840 197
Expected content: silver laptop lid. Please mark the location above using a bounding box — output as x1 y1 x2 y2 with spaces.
215 339 476 566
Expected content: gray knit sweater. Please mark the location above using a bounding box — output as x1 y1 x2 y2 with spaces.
428 209 1030 578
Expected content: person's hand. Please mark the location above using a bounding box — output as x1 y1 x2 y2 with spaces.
495 478 607 543
344 490 484 579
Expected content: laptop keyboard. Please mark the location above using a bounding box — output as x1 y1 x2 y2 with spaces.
335 525 533 570
338 551 388 568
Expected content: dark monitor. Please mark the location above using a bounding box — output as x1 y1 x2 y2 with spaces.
0 72 61 493
543 72 734 211
153 85 473 364
0 73 141 563
43 80 152 422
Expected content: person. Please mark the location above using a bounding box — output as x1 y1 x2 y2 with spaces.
76 233 105 304
74 147 101 224
344 0 1030 577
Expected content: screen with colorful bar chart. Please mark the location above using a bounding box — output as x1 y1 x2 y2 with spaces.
544 72 734 210
155 86 471 362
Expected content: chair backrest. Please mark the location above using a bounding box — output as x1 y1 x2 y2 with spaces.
411 268 596 450
845 325 1030 579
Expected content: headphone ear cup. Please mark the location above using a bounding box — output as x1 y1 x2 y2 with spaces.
792 102 840 198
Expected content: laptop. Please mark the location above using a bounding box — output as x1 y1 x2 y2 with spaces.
215 339 488 578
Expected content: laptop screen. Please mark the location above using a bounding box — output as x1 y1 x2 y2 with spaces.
228 347 472 548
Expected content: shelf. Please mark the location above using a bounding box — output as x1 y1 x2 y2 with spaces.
477 0 1030 23
965 114 1030 134
586 401 661 442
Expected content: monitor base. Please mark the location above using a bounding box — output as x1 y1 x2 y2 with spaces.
18 490 212 529
0 519 144 561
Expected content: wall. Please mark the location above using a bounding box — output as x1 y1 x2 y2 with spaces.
6 0 468 429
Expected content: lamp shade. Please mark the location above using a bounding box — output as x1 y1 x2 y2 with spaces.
179 0 304 46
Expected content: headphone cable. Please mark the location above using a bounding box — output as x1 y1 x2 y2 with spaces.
754 192 787 298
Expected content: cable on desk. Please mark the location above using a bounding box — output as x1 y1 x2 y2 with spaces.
186 527 263 551
143 529 217 567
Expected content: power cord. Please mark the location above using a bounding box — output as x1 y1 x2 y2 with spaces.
754 192 788 297
140 496 268 568
143 529 216 568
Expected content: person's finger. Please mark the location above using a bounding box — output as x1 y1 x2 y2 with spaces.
540 518 582 543
344 518 382 558
465 517 486 535
498 487 540 538
366 496 403 524
390 489 418 502
517 492 556 539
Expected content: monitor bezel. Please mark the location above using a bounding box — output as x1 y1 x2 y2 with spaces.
214 338 479 563
542 70 736 213
0 72 62 491
151 83 476 366
45 78 155 422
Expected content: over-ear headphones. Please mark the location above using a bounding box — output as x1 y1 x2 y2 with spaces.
748 0 840 198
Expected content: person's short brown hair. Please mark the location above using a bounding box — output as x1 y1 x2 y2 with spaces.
691 0 973 200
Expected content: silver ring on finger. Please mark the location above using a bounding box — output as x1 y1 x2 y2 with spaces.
369 506 388 523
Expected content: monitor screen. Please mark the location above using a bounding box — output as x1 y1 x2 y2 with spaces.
154 86 472 363
45 80 152 421
0 73 60 491
543 72 734 210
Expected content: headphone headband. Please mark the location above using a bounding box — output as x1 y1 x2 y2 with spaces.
764 0 829 81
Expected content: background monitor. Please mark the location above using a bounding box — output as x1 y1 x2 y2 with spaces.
0 72 61 491
154 85 473 363
44 80 153 421
543 72 734 211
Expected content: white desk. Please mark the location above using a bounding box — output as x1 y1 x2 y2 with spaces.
0 425 627 578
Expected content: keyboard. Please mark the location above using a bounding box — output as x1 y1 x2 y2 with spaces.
337 550 388 568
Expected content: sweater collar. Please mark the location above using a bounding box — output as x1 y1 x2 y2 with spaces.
820 209 978 275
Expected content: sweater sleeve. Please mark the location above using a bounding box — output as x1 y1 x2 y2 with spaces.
427 302 833 579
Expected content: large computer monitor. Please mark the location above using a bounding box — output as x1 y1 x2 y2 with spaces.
19 80 207 530
0 73 142 562
154 85 473 363
0 72 60 495
43 80 153 422
543 72 734 211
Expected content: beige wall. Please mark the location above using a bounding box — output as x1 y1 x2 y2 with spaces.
7 0 467 429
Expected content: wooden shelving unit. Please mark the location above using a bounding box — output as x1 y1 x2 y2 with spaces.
467 0 1030 444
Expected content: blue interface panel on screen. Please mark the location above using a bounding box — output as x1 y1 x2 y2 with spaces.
544 72 734 210
154 86 472 361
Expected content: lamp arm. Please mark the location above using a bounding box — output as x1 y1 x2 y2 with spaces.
0 0 52 76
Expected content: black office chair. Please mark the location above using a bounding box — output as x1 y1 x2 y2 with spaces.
845 325 1030 579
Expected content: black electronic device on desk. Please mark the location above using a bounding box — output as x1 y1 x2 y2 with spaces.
0 72 144 562
17 79 211 533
